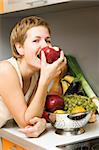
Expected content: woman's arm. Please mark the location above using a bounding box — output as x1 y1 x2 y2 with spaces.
0 52 65 128
0 61 28 127
24 51 66 122
0 61 48 128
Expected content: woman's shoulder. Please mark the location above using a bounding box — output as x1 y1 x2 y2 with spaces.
0 57 18 78
0 57 22 89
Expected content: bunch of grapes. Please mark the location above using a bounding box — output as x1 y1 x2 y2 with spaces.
63 95 97 114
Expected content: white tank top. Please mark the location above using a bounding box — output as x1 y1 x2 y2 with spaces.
0 57 39 128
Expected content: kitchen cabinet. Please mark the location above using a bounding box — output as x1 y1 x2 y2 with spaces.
0 1 99 15
0 0 70 14
2 138 25 150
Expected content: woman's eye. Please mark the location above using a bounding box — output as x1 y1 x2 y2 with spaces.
33 39 39 43
45 40 51 43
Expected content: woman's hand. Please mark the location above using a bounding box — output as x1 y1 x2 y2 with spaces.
59 57 68 78
19 117 46 137
40 50 66 84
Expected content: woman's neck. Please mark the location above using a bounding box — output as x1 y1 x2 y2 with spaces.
17 58 36 95
17 58 36 80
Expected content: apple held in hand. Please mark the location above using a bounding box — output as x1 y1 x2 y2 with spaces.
40 46 61 64
45 94 64 112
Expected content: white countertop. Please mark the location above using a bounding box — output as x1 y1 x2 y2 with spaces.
0 115 99 150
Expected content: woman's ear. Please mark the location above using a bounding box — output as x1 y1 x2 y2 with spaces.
15 42 24 56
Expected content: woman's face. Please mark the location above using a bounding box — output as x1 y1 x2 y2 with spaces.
22 26 52 70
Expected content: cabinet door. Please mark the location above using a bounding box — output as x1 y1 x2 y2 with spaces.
0 0 48 14
0 0 70 14
2 138 25 150
0 0 4 13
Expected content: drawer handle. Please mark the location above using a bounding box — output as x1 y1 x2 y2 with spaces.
26 0 47 7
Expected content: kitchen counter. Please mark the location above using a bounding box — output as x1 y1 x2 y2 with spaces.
0 115 99 150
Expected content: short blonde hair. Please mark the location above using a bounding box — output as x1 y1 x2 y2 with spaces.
10 16 51 59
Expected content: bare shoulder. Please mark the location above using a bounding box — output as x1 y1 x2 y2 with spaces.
0 60 20 87
0 60 14 74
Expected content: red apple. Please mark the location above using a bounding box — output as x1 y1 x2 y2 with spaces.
45 94 64 112
40 46 61 64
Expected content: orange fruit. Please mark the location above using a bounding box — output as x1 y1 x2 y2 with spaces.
71 106 86 114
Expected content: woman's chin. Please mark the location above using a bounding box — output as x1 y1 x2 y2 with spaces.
35 65 41 71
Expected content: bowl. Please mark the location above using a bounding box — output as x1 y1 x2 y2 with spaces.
49 111 92 131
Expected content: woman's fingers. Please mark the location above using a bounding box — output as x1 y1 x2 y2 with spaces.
30 117 46 126
58 50 64 62
18 125 36 133
19 127 41 137
53 51 65 66
29 116 41 124
41 51 46 65
59 51 67 64
18 118 46 137
64 57 67 64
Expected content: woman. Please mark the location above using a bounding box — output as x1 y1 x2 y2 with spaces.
0 16 66 138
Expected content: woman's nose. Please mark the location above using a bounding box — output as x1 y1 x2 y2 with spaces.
41 40 48 48
41 39 51 48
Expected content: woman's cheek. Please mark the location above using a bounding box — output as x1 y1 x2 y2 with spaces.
29 49 35 60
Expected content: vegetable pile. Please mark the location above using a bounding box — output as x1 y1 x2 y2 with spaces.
66 55 97 98
60 55 98 114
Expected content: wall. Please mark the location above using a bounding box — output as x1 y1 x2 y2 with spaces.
42 6 99 96
0 6 99 95
0 16 19 59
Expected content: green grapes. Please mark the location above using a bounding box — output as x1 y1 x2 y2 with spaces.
63 95 97 114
